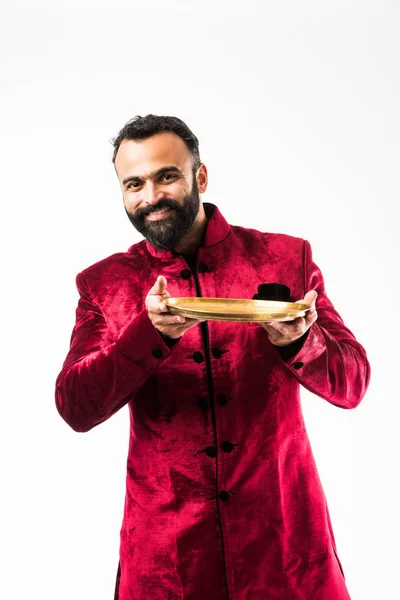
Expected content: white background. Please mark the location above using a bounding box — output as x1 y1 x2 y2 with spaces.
1 1 399 598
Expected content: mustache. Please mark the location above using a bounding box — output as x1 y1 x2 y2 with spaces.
135 199 181 218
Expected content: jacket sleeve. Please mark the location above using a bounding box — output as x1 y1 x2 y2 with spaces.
55 272 175 432
278 239 371 409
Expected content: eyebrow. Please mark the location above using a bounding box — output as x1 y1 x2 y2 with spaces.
122 165 183 187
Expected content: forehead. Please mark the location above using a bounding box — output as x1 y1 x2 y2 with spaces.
114 131 192 180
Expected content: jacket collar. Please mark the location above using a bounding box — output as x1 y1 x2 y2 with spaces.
143 202 231 259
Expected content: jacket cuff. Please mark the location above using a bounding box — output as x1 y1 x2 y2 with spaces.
276 328 310 361
278 323 327 371
158 331 181 348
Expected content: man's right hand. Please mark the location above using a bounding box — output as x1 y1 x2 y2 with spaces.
145 275 206 340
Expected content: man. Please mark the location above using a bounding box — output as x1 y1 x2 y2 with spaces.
55 114 370 600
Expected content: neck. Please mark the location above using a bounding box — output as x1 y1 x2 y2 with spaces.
174 203 207 255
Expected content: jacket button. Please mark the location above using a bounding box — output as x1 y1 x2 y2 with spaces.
192 351 204 363
293 361 304 369
205 446 217 458
218 490 229 502
180 269 192 279
212 348 223 358
152 349 163 359
221 441 234 453
216 394 229 406
198 262 209 273
195 397 209 412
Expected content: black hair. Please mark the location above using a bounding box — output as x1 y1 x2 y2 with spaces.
111 114 202 171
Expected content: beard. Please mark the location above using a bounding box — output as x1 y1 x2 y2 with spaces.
124 174 200 252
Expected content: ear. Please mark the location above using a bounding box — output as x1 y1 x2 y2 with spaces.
196 164 208 194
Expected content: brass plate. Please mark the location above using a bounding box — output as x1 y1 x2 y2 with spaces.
164 297 310 323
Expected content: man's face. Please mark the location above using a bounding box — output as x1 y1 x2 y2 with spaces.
114 132 202 252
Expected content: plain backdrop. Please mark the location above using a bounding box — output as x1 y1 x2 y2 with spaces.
1 1 399 599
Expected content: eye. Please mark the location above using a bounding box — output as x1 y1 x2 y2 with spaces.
125 173 177 191
161 173 177 182
126 181 140 190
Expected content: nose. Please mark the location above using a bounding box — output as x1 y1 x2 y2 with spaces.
143 182 165 206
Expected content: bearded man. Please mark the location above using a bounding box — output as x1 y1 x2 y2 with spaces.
55 114 370 600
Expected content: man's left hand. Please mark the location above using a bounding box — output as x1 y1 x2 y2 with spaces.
260 290 318 347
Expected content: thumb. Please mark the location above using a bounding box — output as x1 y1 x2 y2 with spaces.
151 275 167 296
302 290 318 307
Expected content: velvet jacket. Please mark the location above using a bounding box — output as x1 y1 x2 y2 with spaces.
55 203 370 600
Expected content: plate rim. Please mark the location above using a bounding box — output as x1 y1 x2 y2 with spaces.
163 297 310 322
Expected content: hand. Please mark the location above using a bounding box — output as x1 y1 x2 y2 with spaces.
260 290 318 347
145 275 206 340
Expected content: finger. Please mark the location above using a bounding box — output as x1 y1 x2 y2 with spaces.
154 315 206 338
147 276 171 314
294 290 318 306
263 321 286 334
269 316 304 330
305 307 318 326
154 314 187 326
166 316 206 326
304 290 318 307
148 296 170 314
282 318 306 337
154 313 206 326
263 317 306 339
306 305 317 318
183 317 206 324
149 275 167 296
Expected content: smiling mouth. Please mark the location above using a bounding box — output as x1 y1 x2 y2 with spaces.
146 207 173 221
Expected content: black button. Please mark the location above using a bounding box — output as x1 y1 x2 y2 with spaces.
192 351 204 363
218 490 229 502
293 361 304 370
257 283 291 302
205 446 217 458
195 397 209 412
221 441 234 453
152 349 163 359
212 348 223 358
180 269 192 279
216 394 229 406
198 262 209 273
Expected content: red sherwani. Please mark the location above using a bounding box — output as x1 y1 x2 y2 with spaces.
55 203 370 600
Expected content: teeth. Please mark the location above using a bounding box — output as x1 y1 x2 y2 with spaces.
150 208 170 216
